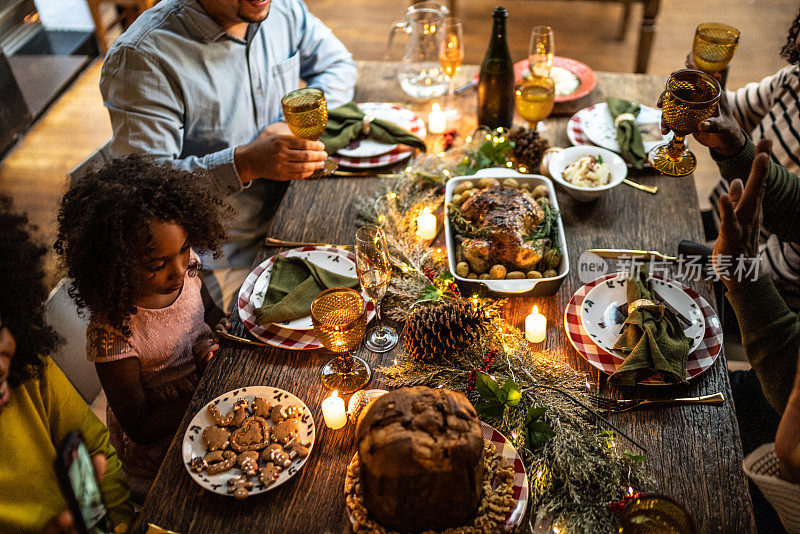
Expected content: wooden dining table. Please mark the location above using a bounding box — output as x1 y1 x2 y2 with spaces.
133 60 756 533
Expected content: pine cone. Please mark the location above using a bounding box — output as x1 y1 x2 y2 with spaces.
403 302 489 362
508 127 549 172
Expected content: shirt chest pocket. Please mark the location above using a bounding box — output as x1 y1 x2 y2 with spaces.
271 52 300 100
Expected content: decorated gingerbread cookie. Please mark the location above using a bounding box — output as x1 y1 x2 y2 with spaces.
230 416 270 452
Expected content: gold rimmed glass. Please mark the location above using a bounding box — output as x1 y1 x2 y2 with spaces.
311 287 371 394
619 494 698 534
515 75 555 131
528 25 554 77
647 69 721 177
438 17 464 122
355 225 398 353
280 87 338 179
692 23 740 74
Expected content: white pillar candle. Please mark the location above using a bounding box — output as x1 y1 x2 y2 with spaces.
417 207 437 240
322 390 347 430
525 305 547 343
428 103 447 134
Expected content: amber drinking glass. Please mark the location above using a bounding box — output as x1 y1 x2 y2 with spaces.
355 225 398 353
311 287 370 394
619 494 698 534
528 25 554 77
647 69 721 177
692 23 740 74
281 87 337 178
515 75 555 130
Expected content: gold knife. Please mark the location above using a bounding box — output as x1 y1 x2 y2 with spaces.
585 248 679 262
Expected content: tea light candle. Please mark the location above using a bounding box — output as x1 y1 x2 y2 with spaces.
525 305 547 343
428 103 447 134
322 390 347 429
417 207 437 240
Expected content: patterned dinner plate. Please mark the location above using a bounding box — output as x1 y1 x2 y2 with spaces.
345 421 529 532
334 102 426 159
580 275 706 356
182 386 315 497
568 103 672 154
565 273 722 383
237 246 375 350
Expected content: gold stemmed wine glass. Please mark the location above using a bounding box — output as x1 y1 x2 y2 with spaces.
438 17 464 122
280 87 338 179
355 225 398 353
311 287 370 394
528 25 554 77
619 494 698 534
515 75 555 131
692 23 740 75
647 69 721 177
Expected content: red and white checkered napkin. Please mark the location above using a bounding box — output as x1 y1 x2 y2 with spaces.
567 105 595 147
564 273 722 380
237 246 375 351
480 422 529 532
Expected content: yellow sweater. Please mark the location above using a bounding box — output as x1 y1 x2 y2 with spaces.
0 358 134 532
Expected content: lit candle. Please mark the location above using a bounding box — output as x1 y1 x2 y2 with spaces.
525 305 547 343
322 390 347 429
417 207 437 240
428 103 447 134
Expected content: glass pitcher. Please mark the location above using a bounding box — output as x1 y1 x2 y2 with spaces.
385 1 450 98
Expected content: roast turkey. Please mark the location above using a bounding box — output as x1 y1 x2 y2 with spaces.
458 186 546 273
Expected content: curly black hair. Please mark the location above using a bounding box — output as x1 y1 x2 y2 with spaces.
781 6 800 64
0 195 60 386
55 155 232 337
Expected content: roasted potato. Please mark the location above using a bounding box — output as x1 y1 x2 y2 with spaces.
451 193 463 206
502 178 519 189
543 269 558 279
506 271 526 279
453 181 474 195
489 264 507 279
477 177 500 189
455 261 470 278
532 184 549 199
527 270 543 279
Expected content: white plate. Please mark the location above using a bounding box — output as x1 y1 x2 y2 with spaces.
580 276 706 356
250 248 357 331
547 145 627 202
335 102 425 158
182 386 316 497
579 102 673 153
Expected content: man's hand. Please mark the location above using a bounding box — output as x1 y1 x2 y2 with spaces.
192 335 219 374
43 455 107 533
712 139 771 290
234 122 327 183
775 354 800 483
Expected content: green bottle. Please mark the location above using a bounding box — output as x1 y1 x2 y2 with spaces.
478 6 515 129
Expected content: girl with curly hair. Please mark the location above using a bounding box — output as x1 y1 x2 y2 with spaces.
0 195 134 531
56 155 232 497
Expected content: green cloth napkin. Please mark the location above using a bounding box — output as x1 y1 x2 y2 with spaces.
609 269 691 385
253 256 358 325
320 102 428 154
606 96 646 170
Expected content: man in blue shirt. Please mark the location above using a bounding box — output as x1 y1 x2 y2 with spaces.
100 0 356 307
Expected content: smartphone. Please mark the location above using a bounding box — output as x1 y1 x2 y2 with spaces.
54 430 113 534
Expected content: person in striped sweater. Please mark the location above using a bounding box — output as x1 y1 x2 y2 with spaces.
699 7 800 310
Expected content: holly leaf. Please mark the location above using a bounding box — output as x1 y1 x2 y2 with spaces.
475 399 506 419
475 371 501 401
501 377 522 407
415 283 441 303
525 406 554 452
623 450 646 463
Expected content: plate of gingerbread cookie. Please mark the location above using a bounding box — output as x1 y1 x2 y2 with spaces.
182 386 316 499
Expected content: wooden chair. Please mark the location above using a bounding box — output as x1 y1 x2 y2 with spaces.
85 0 158 55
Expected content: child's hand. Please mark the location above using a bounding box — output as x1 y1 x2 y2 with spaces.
192 336 219 374
214 313 232 336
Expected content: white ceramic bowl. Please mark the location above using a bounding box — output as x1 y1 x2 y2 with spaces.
444 168 569 297
548 146 627 202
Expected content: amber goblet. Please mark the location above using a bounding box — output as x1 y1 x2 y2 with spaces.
311 287 370 394
692 23 740 75
280 87 338 179
619 494 698 534
647 69 721 177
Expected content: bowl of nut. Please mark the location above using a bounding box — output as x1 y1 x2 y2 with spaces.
444 168 569 296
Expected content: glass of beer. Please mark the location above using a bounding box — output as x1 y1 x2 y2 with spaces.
355 225 398 353
515 75 555 131
281 87 337 178
648 69 721 177
692 23 739 74
311 287 370 393
438 17 464 120
529 25 554 77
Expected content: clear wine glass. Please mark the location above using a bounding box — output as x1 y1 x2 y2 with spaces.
355 225 398 353
528 25 554 77
438 17 464 122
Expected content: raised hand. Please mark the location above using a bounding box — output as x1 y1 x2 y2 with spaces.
234 122 327 183
712 139 771 289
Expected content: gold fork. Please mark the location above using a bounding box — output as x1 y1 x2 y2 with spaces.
588 392 724 413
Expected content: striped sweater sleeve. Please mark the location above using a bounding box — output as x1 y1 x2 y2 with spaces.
728 69 788 133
